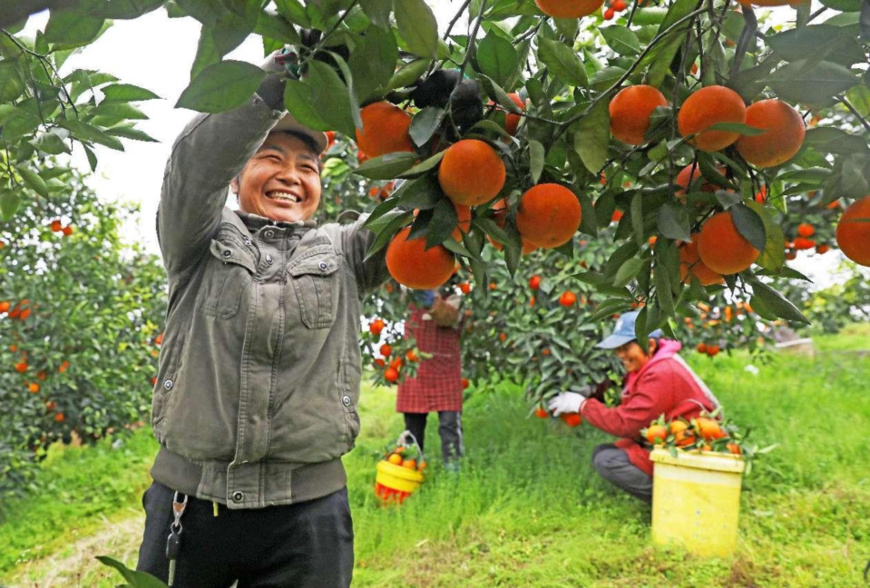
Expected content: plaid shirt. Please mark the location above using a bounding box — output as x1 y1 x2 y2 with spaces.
396 297 463 413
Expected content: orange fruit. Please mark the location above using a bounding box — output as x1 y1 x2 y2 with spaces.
796 223 814 238
451 203 472 241
645 424 668 445
386 227 456 289
696 211 759 275
706 344 720 357
726 442 742 455
609 85 668 145
438 139 506 206
0 301 9 313
669 420 695 447
379 343 392 357
696 342 708 354
355 101 415 157
15 360 28 373
387 453 403 465
836 196 870 266
559 291 577 306
695 417 726 440
679 236 724 286
529 275 542 290
461 378 470 389
402 458 417 469
560 413 583 427
678 86 746 152
736 99 805 168
503 93 526 136
486 199 538 254
369 318 385 336
50 219 62 232
515 184 582 248
384 367 399 383
535 0 606 18
534 406 549 418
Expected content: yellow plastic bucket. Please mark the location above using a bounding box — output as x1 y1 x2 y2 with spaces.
374 460 424 504
650 448 746 557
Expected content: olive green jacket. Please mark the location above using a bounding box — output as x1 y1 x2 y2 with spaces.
149 92 388 509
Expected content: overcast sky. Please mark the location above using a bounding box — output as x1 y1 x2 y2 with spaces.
22 3 845 288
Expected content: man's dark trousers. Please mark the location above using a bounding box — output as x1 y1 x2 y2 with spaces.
136 481 354 587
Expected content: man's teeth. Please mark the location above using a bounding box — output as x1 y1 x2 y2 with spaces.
268 191 300 203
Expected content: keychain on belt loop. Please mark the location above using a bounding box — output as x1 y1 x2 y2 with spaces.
165 491 188 587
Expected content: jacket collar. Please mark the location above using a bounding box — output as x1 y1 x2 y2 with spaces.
227 208 318 236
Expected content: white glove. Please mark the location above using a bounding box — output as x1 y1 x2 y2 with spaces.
547 391 586 416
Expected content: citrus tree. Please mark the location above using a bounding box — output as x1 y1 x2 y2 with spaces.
0 166 166 502
4 1 869 420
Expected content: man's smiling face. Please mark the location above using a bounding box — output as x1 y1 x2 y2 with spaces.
233 131 322 223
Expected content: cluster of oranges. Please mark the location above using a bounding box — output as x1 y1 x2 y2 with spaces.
354 99 584 291
0 299 32 321
49 219 74 237
383 444 427 472
642 413 743 455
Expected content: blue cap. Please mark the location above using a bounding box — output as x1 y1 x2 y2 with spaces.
596 311 663 349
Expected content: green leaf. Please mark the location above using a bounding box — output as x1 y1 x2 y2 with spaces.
614 257 645 288
630 191 644 248
96 556 169 588
349 25 399 103
354 152 419 180
100 83 162 102
274 0 310 26
730 203 767 252
656 203 691 241
16 166 49 198
409 107 445 148
60 119 125 151
175 0 227 26
708 122 765 136
0 190 22 221
820 0 862 9
537 38 587 87
748 278 810 324
254 10 302 46
35 128 72 154
387 59 431 91
104 125 159 142
360 0 393 28
590 66 626 92
176 60 265 113
44 10 108 47
746 200 785 272
0 61 25 102
768 25 866 67
284 79 331 131
306 60 357 136
427 197 459 248
85 0 166 19
768 60 859 108
394 0 438 59
364 209 414 261
600 26 641 56
571 100 610 174
529 139 545 184
398 151 445 178
477 33 518 88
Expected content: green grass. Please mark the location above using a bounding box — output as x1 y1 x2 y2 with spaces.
2 328 869 587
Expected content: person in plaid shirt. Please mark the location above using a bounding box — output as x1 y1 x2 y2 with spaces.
396 287 464 469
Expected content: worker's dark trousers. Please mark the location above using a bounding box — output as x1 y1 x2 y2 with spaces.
136 481 353 588
592 443 653 504
403 411 464 465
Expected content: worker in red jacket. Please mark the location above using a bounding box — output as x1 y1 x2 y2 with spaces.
548 311 721 503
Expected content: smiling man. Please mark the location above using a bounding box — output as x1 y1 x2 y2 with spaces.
136 51 390 588
548 311 722 503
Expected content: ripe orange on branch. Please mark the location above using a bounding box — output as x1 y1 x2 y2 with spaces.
438 139 506 206
502 93 526 136
535 0 606 18
679 237 724 286
696 211 759 275
674 164 728 200
355 101 415 158
678 85 746 152
386 227 456 289
836 196 870 266
515 184 582 248
736 99 805 168
609 85 668 145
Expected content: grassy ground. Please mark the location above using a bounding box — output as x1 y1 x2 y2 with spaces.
2 326 868 587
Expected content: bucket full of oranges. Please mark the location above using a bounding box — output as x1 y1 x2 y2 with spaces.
374 430 427 504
